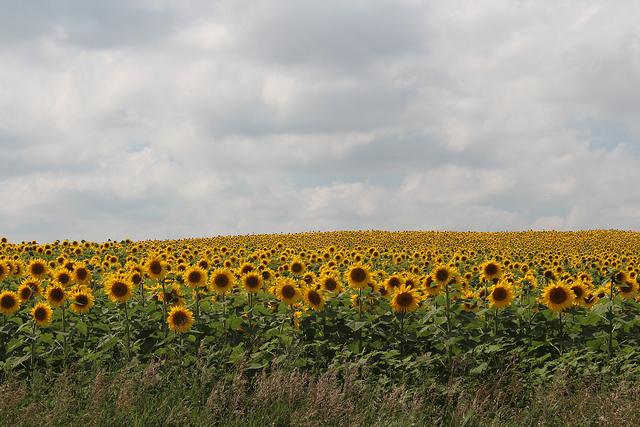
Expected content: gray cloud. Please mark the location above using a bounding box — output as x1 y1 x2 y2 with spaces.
1 0 640 243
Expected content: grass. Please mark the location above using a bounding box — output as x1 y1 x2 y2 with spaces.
2 347 640 427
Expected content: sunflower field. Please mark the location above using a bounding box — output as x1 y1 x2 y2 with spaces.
2 230 640 425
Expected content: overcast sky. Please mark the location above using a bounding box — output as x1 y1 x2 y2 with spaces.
1 1 640 243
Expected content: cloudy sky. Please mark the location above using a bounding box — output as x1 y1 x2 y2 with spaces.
1 1 640 243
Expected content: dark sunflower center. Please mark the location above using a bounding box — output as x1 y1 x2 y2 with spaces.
20 288 32 300
619 284 632 293
291 263 303 273
59 273 71 285
188 272 202 283
303 275 313 284
493 287 507 301
324 279 337 291
572 287 583 298
50 288 64 302
485 264 498 276
308 291 321 305
150 261 162 275
245 276 260 288
31 264 45 275
241 265 253 274
261 271 271 280
131 273 142 285
112 282 127 297
1 295 15 308
350 268 366 283
35 307 47 321
388 277 400 288
215 275 228 287
76 268 88 281
282 285 295 299
397 292 412 307
550 288 567 304
75 295 88 307
435 269 449 282
0 266 5 276
173 312 188 326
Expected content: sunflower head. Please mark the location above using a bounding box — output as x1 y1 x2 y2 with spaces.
27 259 48 280
481 260 504 281
104 274 133 303
431 264 457 286
390 284 421 314
72 262 91 285
242 272 263 293
275 278 301 305
46 284 67 308
145 256 168 280
31 302 53 327
303 288 326 311
184 265 208 288
345 262 371 290
69 290 95 314
289 259 306 276
488 281 515 309
542 280 576 312
0 290 20 315
167 306 194 333
208 268 236 294
17 283 34 303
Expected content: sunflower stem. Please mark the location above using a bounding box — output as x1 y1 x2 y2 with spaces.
139 281 145 309
608 275 615 357
558 310 563 356
123 301 130 361
30 320 36 385
61 304 67 367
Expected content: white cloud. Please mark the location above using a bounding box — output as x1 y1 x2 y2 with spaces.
1 0 640 242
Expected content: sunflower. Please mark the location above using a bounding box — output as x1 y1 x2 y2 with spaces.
570 280 589 306
542 280 576 312
46 284 67 308
431 264 457 286
461 290 479 312
613 270 630 284
167 306 194 333
421 275 441 297
488 281 515 309
21 277 43 298
303 287 326 311
51 268 73 288
0 290 20 315
480 260 504 282
17 283 34 303
104 274 133 303
289 259 306 276
390 284 421 314
242 272 263 293
72 262 91 285
31 302 53 326
0 260 9 281
69 289 95 314
150 283 186 307
617 280 639 299
275 278 302 305
145 256 168 280
318 273 343 294
208 268 236 294
27 258 48 280
345 262 371 290
183 265 208 288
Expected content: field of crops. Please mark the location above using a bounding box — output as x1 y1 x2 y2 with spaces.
1 229 640 382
